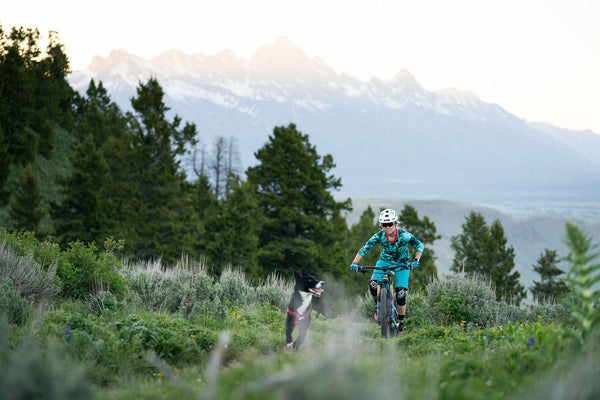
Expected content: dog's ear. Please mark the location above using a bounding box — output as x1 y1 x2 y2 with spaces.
301 268 308 276
294 269 301 279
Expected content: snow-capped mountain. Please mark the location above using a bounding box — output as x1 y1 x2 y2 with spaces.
68 36 600 203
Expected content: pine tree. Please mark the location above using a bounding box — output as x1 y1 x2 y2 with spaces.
450 211 488 276
8 164 45 234
451 211 525 304
399 204 440 291
52 134 111 244
204 177 260 275
487 219 525 304
0 26 74 196
117 77 200 262
246 123 351 278
530 248 567 302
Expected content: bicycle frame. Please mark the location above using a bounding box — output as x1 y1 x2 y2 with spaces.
360 265 410 338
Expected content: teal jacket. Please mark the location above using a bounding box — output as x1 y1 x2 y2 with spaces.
358 228 424 264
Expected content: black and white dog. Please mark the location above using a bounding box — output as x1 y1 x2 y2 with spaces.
285 269 325 350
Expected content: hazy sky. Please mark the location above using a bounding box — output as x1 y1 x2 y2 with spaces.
3 0 600 133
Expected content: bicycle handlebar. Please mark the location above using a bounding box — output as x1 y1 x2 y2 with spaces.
359 265 411 273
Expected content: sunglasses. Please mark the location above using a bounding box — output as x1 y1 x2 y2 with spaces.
381 222 394 228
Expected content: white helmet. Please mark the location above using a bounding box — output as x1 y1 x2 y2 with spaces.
378 208 397 224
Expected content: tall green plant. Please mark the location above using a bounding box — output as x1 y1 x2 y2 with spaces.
563 221 600 342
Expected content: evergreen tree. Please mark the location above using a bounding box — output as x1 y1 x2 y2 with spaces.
0 26 74 198
51 134 111 244
399 204 440 291
245 123 350 278
530 248 567 302
8 164 45 234
0 27 39 177
487 219 525 304
204 177 260 275
450 211 488 275
117 77 200 262
451 211 525 304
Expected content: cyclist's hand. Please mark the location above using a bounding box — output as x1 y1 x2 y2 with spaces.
350 263 360 273
411 260 419 270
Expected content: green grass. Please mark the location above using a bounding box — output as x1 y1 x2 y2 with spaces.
1 235 598 399
1 296 591 400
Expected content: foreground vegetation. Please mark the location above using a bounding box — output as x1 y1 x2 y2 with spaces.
2 223 599 399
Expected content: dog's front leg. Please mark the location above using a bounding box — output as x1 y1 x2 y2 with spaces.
293 315 311 350
285 313 296 349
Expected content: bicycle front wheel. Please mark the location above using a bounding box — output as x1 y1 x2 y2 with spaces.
379 288 391 338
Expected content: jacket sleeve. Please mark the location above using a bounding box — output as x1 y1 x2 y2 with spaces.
357 232 381 257
409 234 424 253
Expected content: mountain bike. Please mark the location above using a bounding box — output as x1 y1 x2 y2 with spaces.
359 265 411 338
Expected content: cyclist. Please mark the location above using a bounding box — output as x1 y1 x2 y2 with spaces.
350 208 423 333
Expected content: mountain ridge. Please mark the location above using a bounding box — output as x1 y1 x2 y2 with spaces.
68 37 600 205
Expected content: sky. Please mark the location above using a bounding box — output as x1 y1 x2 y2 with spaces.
2 0 600 134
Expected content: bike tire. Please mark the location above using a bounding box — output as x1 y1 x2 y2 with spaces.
390 304 399 337
379 288 390 338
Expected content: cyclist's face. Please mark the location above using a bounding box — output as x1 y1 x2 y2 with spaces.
381 223 395 232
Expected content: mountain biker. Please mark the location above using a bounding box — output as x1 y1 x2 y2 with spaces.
350 208 423 333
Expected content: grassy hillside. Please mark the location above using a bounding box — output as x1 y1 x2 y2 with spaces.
345 198 600 296
2 240 597 400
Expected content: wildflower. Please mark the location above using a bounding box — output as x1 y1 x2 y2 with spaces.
528 337 534 347
65 326 71 340
157 372 164 378
443 329 450 335
236 314 241 319
278 328 282 331
490 346 495 351
537 315 542 319
190 334 196 338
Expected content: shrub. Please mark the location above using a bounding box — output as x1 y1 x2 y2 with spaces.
60 240 126 298
425 273 498 326
0 236 58 300
253 272 292 310
0 229 126 299
214 267 252 306
123 258 216 315
0 278 31 325
0 316 94 399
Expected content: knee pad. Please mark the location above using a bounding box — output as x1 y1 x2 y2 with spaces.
369 280 378 297
395 287 407 306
